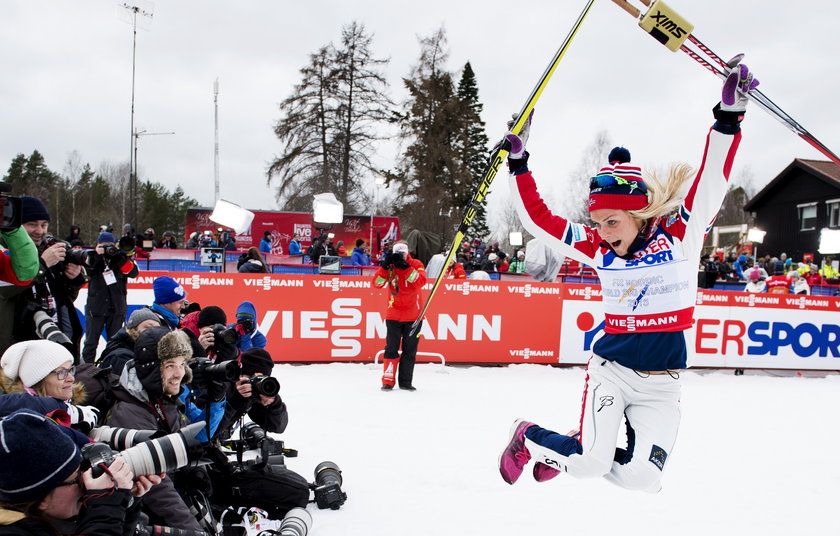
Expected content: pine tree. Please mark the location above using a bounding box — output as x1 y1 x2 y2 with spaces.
389 28 462 234
453 61 490 240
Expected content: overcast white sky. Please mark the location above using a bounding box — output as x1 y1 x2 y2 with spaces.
2 1 838 230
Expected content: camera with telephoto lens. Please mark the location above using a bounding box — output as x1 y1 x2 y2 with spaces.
275 507 312 536
0 182 21 231
311 461 347 510
32 309 74 351
249 375 280 398
188 356 240 391
89 426 158 450
212 323 238 345
81 421 205 478
42 235 86 265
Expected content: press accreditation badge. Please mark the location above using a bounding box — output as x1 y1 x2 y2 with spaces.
103 268 117 286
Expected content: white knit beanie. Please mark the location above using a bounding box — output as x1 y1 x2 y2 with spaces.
0 340 74 387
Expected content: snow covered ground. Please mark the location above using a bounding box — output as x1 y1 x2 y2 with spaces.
269 362 839 535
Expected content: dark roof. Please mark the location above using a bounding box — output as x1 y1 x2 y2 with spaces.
744 159 840 211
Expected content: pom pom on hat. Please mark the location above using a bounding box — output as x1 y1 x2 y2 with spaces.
608 146 631 164
0 340 74 388
0 409 84 503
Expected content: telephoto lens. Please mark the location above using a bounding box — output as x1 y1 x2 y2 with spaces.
312 461 347 510
81 421 205 478
249 375 280 397
277 507 312 536
32 310 73 347
89 426 157 450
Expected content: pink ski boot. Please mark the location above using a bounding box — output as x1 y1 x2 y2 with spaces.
498 419 535 484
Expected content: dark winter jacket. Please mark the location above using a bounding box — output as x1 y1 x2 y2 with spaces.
97 328 136 374
0 490 140 536
84 251 138 317
215 382 288 441
104 365 202 531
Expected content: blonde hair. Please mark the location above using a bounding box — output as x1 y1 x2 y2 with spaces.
628 163 695 221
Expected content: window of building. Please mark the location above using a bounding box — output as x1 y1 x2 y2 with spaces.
798 203 817 230
827 199 840 228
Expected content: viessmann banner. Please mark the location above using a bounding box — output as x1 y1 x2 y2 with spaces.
81 274 840 370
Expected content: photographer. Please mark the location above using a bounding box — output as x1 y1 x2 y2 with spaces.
143 276 188 330
104 327 206 531
229 301 266 352
372 240 426 391
215 348 286 441
98 308 163 376
184 305 240 362
81 232 139 363
0 408 161 536
2 197 86 359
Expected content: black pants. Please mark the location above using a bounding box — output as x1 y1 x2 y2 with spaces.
82 311 125 363
384 319 421 387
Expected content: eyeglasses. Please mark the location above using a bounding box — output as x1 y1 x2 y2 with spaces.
51 366 76 380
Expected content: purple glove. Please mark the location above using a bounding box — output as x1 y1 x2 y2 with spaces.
504 110 533 159
721 54 759 113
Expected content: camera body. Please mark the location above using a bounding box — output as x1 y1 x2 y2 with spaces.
212 323 238 346
188 356 240 390
312 461 347 510
249 375 280 398
42 235 86 265
0 181 21 231
237 317 255 334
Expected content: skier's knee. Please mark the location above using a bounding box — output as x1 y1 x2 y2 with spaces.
607 463 663 493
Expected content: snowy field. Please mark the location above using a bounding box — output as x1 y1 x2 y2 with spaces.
269 362 839 535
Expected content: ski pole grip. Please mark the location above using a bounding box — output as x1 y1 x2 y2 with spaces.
611 0 641 18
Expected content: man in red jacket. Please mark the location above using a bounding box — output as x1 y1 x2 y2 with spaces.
372 241 426 391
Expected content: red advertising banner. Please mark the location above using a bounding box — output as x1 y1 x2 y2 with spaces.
77 276 840 369
185 208 400 257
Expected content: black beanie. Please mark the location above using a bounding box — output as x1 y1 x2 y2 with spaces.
240 348 275 376
20 196 50 223
197 306 227 328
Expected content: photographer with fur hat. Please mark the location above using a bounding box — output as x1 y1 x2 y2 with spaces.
80 232 139 364
0 340 99 432
0 408 161 536
104 327 205 531
215 348 286 441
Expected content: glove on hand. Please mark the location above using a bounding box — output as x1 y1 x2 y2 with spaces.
721 54 759 113
503 110 534 159
393 255 410 270
381 253 394 270
66 403 100 429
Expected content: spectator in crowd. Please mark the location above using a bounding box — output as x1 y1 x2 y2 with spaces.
10 196 86 358
198 230 217 248
230 300 267 352
215 348 286 441
765 270 791 294
820 256 839 283
0 408 160 536
64 224 82 246
747 258 768 280
0 340 99 431
456 241 473 268
336 240 347 256
719 255 739 282
104 328 209 531
480 252 498 273
238 247 269 273
444 257 467 279
508 249 527 274
783 256 795 273
701 254 719 289
744 269 766 293
288 232 302 256
121 223 134 239
733 253 747 280
373 241 426 391
219 230 236 251
351 238 371 266
97 308 161 375
81 232 139 363
145 276 188 329
789 270 810 295
158 231 178 249
804 264 825 287
497 252 510 273
260 231 273 254
185 231 199 249
473 238 486 263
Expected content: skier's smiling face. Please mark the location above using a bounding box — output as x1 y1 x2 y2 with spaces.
590 209 645 256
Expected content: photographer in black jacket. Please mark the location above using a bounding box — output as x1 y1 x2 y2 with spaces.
215 348 287 441
81 232 139 363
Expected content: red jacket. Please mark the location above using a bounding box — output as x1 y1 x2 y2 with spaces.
372 255 426 321
446 262 467 279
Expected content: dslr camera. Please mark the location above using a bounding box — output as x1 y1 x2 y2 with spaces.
311 461 347 510
188 356 240 390
42 235 86 265
236 316 255 334
83 422 205 478
248 375 280 398
212 323 239 346
0 181 21 231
